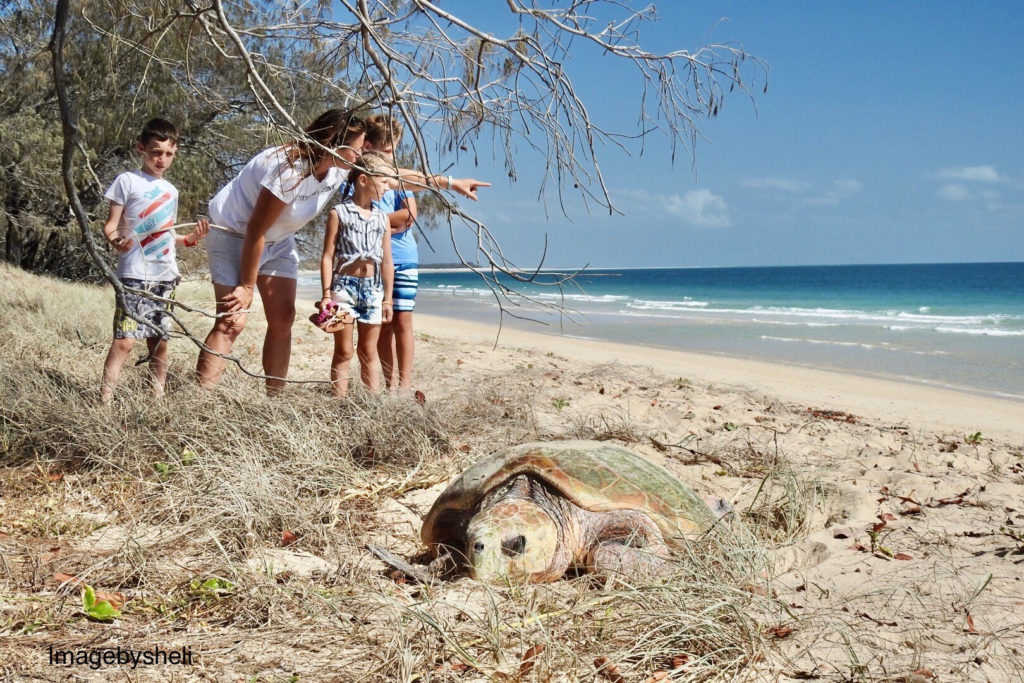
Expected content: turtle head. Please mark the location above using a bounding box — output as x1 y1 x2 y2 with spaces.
464 499 560 583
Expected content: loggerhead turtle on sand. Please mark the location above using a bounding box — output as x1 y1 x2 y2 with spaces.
420 440 726 583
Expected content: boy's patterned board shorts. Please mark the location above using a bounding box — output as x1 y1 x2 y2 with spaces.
391 263 418 313
113 279 177 339
330 274 384 325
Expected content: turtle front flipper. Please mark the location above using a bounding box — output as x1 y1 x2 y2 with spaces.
583 510 671 579
367 544 438 585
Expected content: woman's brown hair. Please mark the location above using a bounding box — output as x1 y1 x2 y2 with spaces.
286 109 365 176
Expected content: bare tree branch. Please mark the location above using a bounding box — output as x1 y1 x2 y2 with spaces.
45 0 766 386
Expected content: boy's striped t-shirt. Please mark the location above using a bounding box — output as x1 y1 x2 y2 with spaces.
104 170 180 281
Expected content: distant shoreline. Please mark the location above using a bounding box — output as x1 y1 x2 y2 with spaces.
303 261 1024 277
297 262 1024 402
407 311 1024 442
417 260 1024 271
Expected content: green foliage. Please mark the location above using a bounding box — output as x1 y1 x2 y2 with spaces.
0 0 335 277
965 431 983 445
153 448 198 475
81 585 120 622
189 576 236 602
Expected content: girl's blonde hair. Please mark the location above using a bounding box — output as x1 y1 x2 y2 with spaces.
348 151 395 188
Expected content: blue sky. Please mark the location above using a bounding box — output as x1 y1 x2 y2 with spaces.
418 2 1024 268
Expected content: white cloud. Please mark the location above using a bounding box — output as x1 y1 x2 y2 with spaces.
802 195 840 207
661 189 732 227
936 165 1004 183
802 178 864 206
741 176 862 206
938 184 971 201
831 178 863 193
740 177 810 193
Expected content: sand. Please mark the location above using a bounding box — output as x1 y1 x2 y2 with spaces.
375 309 1024 679
293 294 1024 678
3 267 1021 679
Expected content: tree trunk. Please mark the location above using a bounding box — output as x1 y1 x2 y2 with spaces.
6 219 24 267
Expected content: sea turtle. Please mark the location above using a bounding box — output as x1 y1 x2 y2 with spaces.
420 440 722 583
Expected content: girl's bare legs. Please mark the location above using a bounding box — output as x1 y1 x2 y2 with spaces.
356 322 382 392
391 310 415 390
377 323 397 389
101 337 135 404
256 275 297 395
146 337 169 397
330 322 356 398
196 282 249 388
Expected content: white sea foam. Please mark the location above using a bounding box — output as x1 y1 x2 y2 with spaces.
422 285 494 297
752 319 840 327
626 298 711 310
415 282 1024 338
616 302 1018 326
933 326 1024 337
760 336 952 356
422 285 631 306
531 292 631 304
761 335 878 350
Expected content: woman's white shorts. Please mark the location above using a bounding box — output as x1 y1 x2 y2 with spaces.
206 228 300 285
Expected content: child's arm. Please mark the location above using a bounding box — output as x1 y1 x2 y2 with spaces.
174 216 210 248
320 209 340 310
387 194 417 234
381 227 394 324
392 170 490 201
102 203 131 253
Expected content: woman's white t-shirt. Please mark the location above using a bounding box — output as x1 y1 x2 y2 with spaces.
103 170 180 281
208 147 348 243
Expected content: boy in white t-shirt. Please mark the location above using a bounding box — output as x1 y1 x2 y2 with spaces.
99 118 208 404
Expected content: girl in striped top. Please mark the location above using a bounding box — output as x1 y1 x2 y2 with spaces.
317 153 395 397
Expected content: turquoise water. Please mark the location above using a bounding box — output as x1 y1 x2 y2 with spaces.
302 262 1024 399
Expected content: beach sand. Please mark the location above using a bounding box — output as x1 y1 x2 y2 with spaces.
293 294 1024 679
2 266 1022 679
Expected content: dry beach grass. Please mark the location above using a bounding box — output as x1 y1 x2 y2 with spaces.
1 263 1023 681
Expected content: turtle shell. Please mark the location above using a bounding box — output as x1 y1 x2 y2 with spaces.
421 440 716 548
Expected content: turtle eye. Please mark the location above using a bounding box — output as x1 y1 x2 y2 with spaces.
501 535 526 557
473 541 486 553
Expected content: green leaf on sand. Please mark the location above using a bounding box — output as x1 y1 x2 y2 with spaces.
82 585 120 622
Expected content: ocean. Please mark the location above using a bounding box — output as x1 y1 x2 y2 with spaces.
301 262 1024 400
